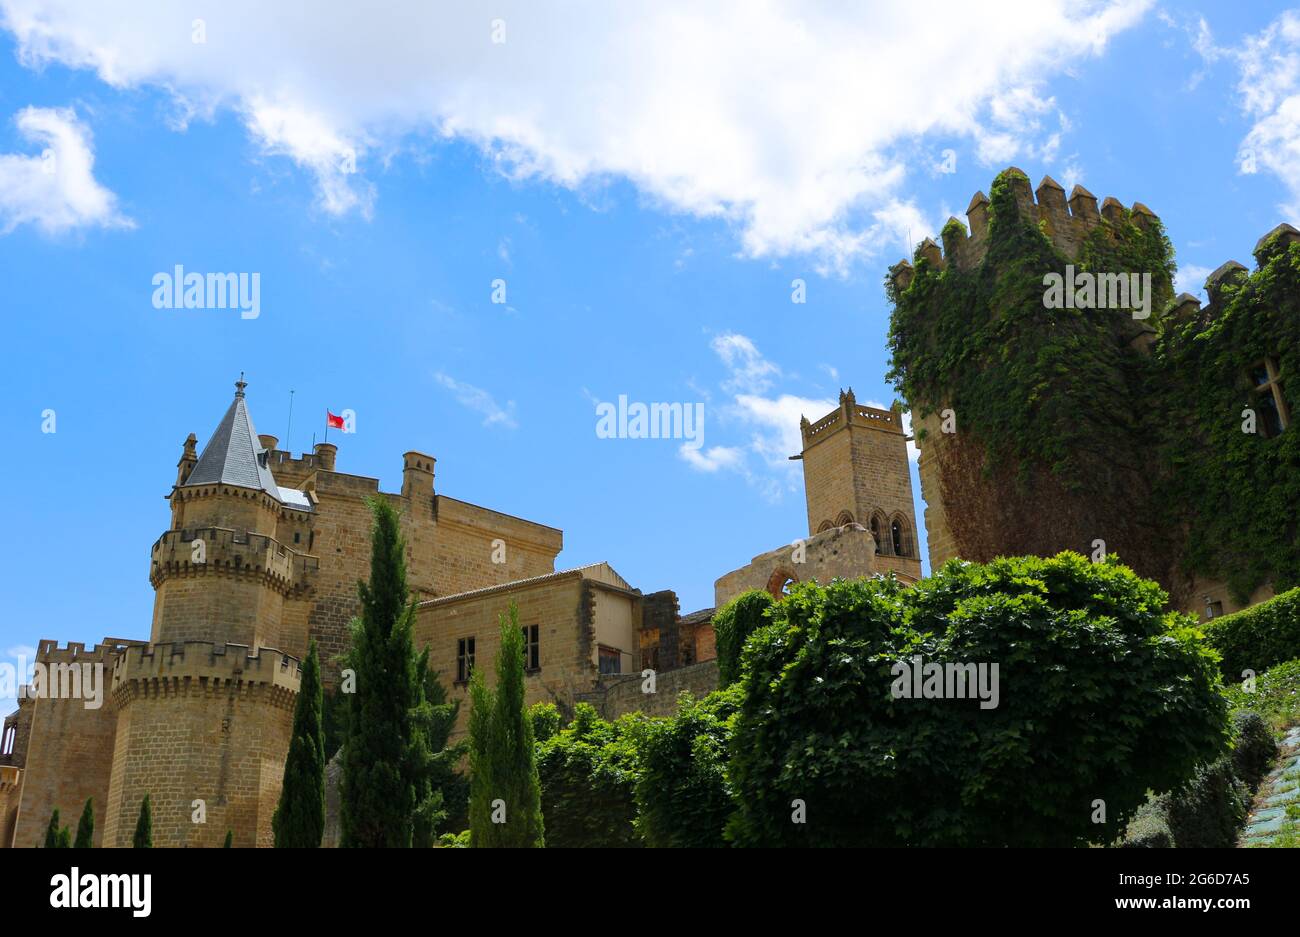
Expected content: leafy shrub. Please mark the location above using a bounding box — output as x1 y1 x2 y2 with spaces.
714 590 775 687
1161 757 1249 848
727 553 1231 847
1122 804 1175 848
437 830 471 848
528 702 563 744
535 704 642 848
1202 587 1300 683
1230 710 1278 791
635 686 741 848
1223 657 1300 733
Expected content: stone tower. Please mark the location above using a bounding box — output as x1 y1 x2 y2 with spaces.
102 378 307 847
798 388 922 582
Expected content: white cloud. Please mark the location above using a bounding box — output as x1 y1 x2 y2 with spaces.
434 372 518 429
711 332 781 394
1174 263 1213 300
678 444 746 473
1230 11 1300 216
0 106 132 234
0 0 1149 265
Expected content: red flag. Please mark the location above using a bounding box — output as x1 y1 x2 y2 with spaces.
327 410 345 429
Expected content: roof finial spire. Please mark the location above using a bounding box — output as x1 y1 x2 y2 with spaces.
235 371 246 398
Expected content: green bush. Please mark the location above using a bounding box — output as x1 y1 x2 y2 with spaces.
1224 657 1300 733
727 553 1231 847
535 704 642 848
438 830 471 848
1162 757 1249 848
1202 587 1300 682
1122 805 1175 848
714 590 775 687
1230 710 1278 791
635 686 741 848
528 702 563 745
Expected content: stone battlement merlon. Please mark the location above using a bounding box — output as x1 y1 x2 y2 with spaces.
890 166 1163 288
890 171 1300 330
111 641 303 689
150 527 319 594
34 638 146 663
800 388 902 448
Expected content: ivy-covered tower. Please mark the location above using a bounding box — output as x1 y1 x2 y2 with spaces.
887 167 1296 617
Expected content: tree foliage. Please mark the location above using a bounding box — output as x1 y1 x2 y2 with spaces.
636 686 741 848
468 605 545 848
73 798 94 848
339 497 443 847
274 639 326 847
713 590 774 687
727 555 1230 847
133 795 152 848
535 703 643 848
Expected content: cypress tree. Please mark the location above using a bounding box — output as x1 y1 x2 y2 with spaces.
273 639 326 847
468 604 545 847
133 795 152 848
43 809 61 848
223 830 233 848
339 497 423 847
73 798 95 848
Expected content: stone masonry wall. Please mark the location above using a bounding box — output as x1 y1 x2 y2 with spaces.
413 573 602 739
103 643 299 848
579 660 720 721
715 523 881 607
9 640 136 848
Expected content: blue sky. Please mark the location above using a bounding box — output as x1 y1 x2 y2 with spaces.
2 1 1300 682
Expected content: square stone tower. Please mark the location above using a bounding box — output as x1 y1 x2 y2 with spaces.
798 389 922 582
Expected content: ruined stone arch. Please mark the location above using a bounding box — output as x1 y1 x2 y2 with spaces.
765 567 799 599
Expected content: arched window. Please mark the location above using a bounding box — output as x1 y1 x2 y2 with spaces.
835 511 854 527
816 520 833 533
891 516 912 558
871 511 890 555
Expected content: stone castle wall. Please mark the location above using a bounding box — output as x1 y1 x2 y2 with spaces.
103 642 300 848
8 640 138 848
577 660 720 721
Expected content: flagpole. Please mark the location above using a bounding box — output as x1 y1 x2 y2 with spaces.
324 409 329 445
285 390 294 454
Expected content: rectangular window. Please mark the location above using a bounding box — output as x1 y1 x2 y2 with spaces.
598 645 622 675
456 637 475 683
1205 601 1224 620
521 624 540 671
1251 357 1290 438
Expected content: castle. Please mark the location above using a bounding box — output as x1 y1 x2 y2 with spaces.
0 378 915 847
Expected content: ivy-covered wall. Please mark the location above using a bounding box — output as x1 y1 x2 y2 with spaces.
887 167 1299 605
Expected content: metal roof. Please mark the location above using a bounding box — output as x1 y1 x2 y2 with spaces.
183 379 281 501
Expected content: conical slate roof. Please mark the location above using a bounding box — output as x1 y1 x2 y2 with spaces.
183 379 281 500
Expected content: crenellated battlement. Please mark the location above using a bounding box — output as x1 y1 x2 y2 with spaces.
150 526 319 596
33 637 144 665
889 170 1300 336
111 641 302 710
890 167 1162 290
800 388 903 447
